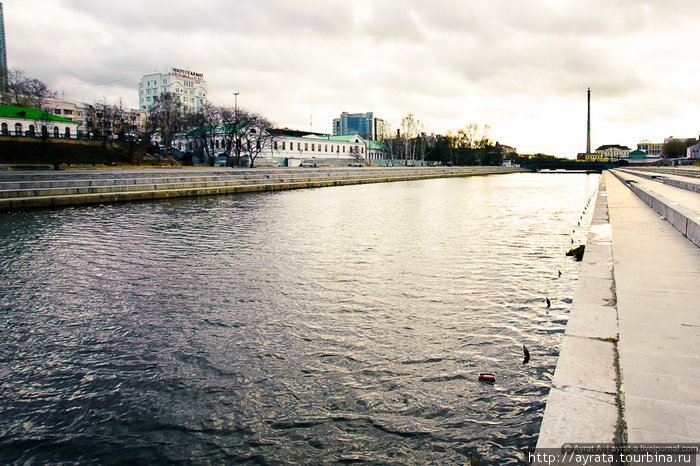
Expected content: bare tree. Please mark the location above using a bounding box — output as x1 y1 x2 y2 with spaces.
400 113 424 162
1 68 56 109
147 92 186 152
188 103 220 165
240 111 273 168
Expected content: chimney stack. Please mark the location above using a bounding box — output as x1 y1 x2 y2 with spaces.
586 87 591 154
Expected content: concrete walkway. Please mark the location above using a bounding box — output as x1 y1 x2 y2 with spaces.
606 170 700 443
536 170 700 461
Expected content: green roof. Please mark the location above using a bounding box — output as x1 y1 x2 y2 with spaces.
367 140 388 150
328 134 362 142
0 105 75 123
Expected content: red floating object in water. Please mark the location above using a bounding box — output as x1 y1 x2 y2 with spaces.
478 373 495 383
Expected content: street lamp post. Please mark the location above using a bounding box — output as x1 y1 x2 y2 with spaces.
232 92 240 166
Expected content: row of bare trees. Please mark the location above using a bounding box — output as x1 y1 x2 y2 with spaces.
378 113 504 166
146 94 273 167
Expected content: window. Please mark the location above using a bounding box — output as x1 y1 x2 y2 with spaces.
55 109 61 114
65 127 71 138
304 143 308 151
53 127 59 138
290 142 293 151
274 141 278 150
1 123 7 135
282 142 286 150
311 143 315 151
29 125 36 136
343 146 345 153
15 123 22 135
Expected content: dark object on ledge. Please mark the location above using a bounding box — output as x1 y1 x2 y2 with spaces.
478 373 495 383
522 345 530 364
566 244 585 261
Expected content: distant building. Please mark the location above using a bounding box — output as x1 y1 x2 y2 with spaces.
0 105 80 138
637 140 662 157
686 140 700 159
173 126 374 166
0 3 7 88
619 149 661 166
138 67 208 113
44 97 90 138
589 144 630 161
332 112 384 140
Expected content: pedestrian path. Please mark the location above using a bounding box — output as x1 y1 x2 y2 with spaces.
606 171 700 443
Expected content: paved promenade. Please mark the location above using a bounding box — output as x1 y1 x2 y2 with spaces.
607 170 700 444
537 169 700 460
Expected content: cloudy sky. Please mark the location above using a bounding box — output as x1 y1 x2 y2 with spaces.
4 0 699 156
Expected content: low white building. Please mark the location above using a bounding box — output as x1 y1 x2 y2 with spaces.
687 140 700 159
268 130 366 163
0 105 80 139
44 97 90 137
174 126 378 166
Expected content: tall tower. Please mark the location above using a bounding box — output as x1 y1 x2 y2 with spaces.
0 3 7 88
586 87 591 154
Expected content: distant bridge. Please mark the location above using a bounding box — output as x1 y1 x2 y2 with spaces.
520 161 618 172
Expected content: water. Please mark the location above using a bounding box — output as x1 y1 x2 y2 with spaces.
0 172 599 464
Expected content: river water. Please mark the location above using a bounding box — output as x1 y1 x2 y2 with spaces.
0 172 599 464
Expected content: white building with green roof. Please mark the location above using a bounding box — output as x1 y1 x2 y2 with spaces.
174 126 388 167
0 105 80 139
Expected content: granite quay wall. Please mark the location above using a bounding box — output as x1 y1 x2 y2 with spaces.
0 166 527 210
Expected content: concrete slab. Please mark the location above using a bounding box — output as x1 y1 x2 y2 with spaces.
536 386 619 448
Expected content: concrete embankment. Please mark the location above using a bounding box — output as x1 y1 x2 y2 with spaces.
0 166 526 210
536 168 700 460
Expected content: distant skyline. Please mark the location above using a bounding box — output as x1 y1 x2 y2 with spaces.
4 0 700 157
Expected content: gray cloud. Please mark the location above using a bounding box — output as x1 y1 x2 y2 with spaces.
4 0 700 155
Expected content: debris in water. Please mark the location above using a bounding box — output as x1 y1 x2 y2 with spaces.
566 245 585 261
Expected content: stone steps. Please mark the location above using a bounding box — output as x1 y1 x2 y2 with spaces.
611 169 700 248
617 167 700 193
0 166 523 210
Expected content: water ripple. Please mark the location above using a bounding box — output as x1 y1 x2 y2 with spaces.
0 173 599 464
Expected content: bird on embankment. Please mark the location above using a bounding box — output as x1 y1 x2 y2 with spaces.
545 297 551 308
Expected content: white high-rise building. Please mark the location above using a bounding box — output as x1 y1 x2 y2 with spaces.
138 67 208 113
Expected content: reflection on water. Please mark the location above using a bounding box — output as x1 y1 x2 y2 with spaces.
0 173 599 464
